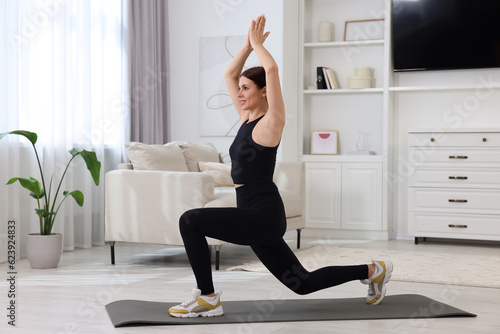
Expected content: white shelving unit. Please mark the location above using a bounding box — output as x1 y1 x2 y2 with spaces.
298 0 389 158
291 0 392 238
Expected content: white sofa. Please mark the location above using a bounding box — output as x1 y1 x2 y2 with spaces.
105 141 305 269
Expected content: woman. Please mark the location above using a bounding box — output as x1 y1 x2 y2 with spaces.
168 15 393 318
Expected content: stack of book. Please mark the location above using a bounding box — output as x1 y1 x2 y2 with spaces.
316 67 339 90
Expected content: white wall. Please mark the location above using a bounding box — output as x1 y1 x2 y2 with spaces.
167 0 284 154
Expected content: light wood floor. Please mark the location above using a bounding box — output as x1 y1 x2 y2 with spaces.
1 237 499 334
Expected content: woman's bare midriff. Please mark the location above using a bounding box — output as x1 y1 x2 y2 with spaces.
235 184 244 188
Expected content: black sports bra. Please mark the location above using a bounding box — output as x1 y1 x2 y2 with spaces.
229 115 278 184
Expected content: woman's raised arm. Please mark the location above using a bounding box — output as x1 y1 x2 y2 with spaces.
249 15 285 125
224 31 253 120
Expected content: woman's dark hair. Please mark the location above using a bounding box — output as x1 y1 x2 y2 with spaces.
240 66 266 89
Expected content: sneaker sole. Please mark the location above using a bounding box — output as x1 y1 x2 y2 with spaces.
169 307 224 318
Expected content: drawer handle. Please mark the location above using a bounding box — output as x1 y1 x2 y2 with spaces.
449 199 468 203
449 155 468 159
430 138 435 142
448 176 468 180
483 138 487 142
448 224 468 229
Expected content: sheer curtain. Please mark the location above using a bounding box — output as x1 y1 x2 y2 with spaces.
0 0 130 261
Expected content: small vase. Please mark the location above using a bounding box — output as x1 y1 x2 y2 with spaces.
318 21 333 42
356 131 370 151
26 233 63 269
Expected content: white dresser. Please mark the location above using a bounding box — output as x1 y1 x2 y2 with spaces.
407 129 500 244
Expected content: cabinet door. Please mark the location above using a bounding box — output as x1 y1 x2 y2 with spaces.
342 163 382 230
305 163 341 229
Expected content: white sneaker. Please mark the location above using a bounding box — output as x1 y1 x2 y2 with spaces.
361 260 393 305
168 288 224 318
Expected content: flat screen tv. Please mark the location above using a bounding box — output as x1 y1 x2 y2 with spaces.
392 0 500 72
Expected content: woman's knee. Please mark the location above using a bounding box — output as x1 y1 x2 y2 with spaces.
279 265 312 295
179 209 202 232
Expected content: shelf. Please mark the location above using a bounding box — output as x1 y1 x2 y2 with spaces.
389 84 500 92
304 88 383 94
408 127 500 133
301 154 384 163
304 40 384 48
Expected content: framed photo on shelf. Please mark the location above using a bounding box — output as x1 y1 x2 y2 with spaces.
344 19 385 41
311 130 338 155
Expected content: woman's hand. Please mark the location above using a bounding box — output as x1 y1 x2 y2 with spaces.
249 14 270 49
244 24 252 50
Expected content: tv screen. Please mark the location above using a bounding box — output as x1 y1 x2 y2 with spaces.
392 0 500 72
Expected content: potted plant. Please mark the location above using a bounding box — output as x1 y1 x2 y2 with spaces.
0 130 101 268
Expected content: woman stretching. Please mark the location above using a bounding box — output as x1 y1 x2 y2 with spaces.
168 15 393 318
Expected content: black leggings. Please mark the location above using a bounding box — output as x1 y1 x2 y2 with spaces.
179 182 368 295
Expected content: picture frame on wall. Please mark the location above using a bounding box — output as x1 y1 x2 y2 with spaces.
311 130 338 155
344 19 385 41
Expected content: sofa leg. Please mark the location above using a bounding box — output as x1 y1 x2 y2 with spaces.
215 245 221 270
297 229 302 249
110 241 116 265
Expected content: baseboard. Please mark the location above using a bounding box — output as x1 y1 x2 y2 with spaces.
299 228 390 241
392 231 413 241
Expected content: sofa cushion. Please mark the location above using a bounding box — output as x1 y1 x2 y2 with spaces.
279 189 303 218
125 142 188 171
205 187 237 208
177 141 220 172
198 162 233 187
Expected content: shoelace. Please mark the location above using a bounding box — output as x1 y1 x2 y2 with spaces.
367 282 375 296
181 294 198 306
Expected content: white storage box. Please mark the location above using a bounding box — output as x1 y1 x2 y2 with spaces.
348 76 372 89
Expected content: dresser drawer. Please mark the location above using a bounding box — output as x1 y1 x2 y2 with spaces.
408 132 500 147
408 188 500 214
408 167 500 188
408 213 500 240
409 147 500 164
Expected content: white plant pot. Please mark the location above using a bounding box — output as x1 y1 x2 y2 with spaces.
26 233 63 269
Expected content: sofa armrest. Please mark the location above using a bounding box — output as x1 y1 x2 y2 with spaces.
105 170 215 245
274 162 304 196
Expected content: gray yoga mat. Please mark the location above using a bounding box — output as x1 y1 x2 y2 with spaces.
105 294 476 327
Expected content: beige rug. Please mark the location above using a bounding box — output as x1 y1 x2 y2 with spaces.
227 245 500 288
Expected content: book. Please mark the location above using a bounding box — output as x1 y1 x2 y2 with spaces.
322 67 331 89
324 67 339 89
316 67 327 89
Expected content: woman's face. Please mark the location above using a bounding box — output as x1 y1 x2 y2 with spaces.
237 76 265 111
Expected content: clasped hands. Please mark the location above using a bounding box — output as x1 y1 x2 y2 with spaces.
246 14 270 50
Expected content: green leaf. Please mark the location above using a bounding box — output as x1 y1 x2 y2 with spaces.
0 130 38 145
70 149 101 186
30 189 45 199
65 190 84 206
35 209 54 217
7 177 44 198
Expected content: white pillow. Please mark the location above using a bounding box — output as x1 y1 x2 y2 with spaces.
198 162 233 187
125 142 188 171
177 141 220 172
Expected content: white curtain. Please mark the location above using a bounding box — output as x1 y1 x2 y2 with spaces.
0 0 130 261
